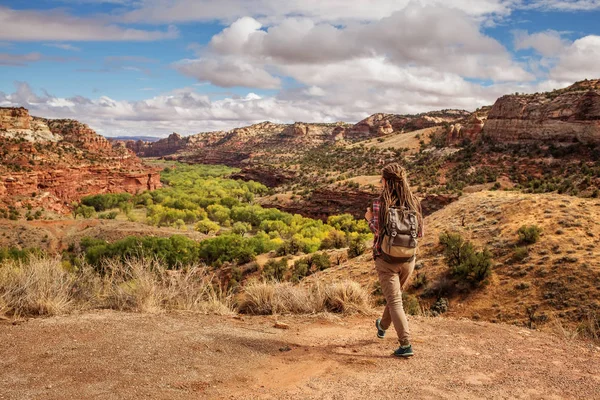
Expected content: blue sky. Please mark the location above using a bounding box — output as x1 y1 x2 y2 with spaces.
1 0 600 137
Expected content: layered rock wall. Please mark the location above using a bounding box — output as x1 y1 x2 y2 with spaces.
483 80 600 144
0 107 161 213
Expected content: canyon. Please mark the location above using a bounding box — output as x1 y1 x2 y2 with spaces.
0 107 160 214
117 110 470 162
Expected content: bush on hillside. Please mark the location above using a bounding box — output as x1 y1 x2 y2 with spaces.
347 235 367 258
74 205 96 219
81 193 132 212
291 252 331 282
262 258 289 281
195 219 220 234
98 211 119 220
81 235 200 269
439 232 492 285
518 225 542 245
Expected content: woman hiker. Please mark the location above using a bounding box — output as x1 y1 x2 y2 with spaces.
365 163 424 358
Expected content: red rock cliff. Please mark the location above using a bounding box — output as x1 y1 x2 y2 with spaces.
0 108 161 214
483 79 600 144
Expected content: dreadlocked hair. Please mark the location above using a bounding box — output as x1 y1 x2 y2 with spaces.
377 163 423 248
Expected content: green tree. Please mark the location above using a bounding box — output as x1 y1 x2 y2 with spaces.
195 219 220 234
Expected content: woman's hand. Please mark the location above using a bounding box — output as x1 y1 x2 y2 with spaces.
365 207 373 221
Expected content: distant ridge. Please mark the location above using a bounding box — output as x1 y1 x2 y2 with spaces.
108 136 162 142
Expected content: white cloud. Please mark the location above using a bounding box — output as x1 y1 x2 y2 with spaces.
174 57 281 89
176 4 532 93
44 43 82 51
550 35 600 81
0 52 43 66
0 79 561 138
513 30 567 56
0 7 179 41
119 0 517 24
526 0 600 11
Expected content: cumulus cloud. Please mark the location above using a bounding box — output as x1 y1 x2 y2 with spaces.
550 35 600 81
513 30 568 56
0 6 178 41
174 57 281 89
0 79 560 138
176 4 532 94
119 0 517 24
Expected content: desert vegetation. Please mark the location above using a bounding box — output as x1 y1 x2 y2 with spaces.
0 256 372 318
67 164 372 270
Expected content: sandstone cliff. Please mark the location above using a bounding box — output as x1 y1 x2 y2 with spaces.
345 110 470 140
126 110 468 162
446 106 491 145
0 108 160 214
483 79 600 144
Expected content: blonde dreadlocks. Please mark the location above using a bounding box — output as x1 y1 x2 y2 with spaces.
377 163 423 248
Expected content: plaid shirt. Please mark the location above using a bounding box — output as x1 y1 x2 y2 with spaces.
368 199 423 258
368 199 383 257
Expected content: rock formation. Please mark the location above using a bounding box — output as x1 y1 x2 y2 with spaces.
483 79 600 144
345 110 470 140
0 108 160 214
446 107 490 145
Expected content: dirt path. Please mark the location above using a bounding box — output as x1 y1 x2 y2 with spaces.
1 311 599 399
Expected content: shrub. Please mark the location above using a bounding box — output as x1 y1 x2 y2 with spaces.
347 235 367 258
402 293 421 316
512 246 529 263
207 204 231 224
98 211 119 220
0 247 43 263
0 257 75 316
82 235 200 269
291 253 331 282
452 248 493 284
411 272 428 289
74 204 96 219
320 230 347 249
261 258 289 281
439 232 492 285
518 225 542 245
231 221 252 236
194 219 220 234
81 193 132 212
430 297 449 316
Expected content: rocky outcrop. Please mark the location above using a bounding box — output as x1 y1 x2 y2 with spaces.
483 79 600 144
345 110 470 140
0 107 29 130
446 107 490 145
0 107 161 214
0 107 60 142
45 119 112 151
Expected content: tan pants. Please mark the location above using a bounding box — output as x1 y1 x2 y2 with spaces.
375 256 416 345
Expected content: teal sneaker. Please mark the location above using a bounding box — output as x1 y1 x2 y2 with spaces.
393 344 414 358
375 318 386 339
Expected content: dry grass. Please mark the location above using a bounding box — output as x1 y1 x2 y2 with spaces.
0 257 75 317
238 279 373 315
0 257 233 318
0 257 371 319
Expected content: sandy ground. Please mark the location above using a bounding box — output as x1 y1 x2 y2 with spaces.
1 310 599 400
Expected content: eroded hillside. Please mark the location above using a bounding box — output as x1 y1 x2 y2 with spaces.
0 107 160 215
